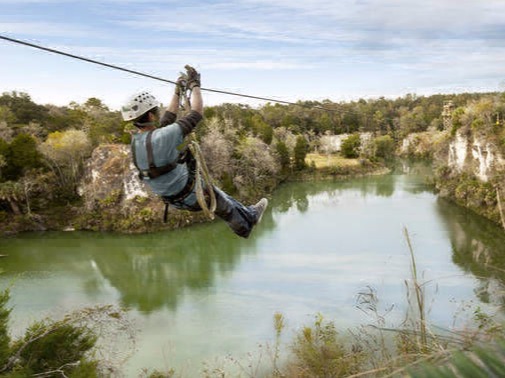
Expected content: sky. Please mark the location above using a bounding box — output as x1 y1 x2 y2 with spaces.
1 0 505 110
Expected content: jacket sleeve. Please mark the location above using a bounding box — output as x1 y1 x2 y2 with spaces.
176 110 203 136
160 111 177 127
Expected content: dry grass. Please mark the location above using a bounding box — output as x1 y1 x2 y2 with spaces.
305 153 360 169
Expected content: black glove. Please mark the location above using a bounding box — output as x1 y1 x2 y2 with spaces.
175 74 187 96
185 65 201 89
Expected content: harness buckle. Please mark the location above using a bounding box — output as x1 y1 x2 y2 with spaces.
140 170 150 180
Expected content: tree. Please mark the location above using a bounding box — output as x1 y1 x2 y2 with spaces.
84 97 109 112
293 135 309 170
0 139 8 181
2 133 43 180
397 106 428 137
0 181 23 215
200 117 236 187
275 141 291 174
0 289 133 377
0 106 16 126
0 122 13 143
235 136 279 197
372 110 386 134
39 129 92 197
250 114 273 145
0 91 49 125
273 127 297 153
341 134 361 158
374 135 396 161
0 155 6 181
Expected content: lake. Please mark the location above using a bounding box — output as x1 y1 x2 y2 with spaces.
2 165 505 376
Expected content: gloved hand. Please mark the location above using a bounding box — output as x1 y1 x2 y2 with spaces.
175 74 187 96
185 65 201 89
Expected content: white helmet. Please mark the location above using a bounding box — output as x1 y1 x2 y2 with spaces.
121 91 159 121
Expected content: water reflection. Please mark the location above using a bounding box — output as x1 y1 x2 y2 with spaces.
1 220 272 313
3 167 505 376
436 198 505 306
272 168 430 215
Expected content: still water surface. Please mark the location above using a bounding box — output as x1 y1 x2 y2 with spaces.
2 167 505 375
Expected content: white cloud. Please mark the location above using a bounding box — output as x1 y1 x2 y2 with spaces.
0 22 104 38
1 0 504 108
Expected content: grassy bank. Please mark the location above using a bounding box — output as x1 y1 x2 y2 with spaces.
296 153 390 182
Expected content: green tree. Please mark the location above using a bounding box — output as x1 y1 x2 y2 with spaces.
0 92 49 125
372 110 386 134
342 111 360 133
293 135 309 170
250 115 273 144
0 106 16 125
84 97 109 112
275 140 291 174
341 134 361 158
374 135 396 161
397 106 428 137
317 112 333 134
0 139 8 181
3 134 43 180
18 321 96 374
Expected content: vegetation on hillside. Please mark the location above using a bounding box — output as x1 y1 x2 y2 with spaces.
1 90 504 233
1 89 505 375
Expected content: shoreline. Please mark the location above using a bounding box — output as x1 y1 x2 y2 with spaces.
0 161 391 237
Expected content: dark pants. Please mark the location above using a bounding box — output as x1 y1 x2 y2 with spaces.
169 186 258 238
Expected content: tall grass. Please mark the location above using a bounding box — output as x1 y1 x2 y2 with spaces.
259 227 502 377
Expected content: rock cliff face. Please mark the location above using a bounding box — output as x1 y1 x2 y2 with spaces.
77 144 206 232
319 133 373 153
402 129 505 228
447 131 505 182
79 144 150 208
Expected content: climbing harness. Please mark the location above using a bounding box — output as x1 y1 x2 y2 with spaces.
159 140 216 221
130 74 217 221
131 129 179 180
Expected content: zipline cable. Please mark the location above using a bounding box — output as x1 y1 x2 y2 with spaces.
0 34 336 112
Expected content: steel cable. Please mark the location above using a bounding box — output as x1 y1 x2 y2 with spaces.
0 34 336 112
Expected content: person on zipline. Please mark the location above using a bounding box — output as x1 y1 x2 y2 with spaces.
121 65 268 238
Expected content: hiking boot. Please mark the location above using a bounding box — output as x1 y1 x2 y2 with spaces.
253 198 268 225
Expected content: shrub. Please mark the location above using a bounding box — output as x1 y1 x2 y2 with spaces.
0 289 132 377
374 135 396 161
293 135 308 170
288 314 363 377
15 321 97 374
341 134 361 158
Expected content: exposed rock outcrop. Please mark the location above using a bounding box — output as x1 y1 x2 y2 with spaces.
447 131 505 182
79 144 150 208
77 144 206 233
402 129 505 227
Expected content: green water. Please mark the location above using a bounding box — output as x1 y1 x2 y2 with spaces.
2 168 505 376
